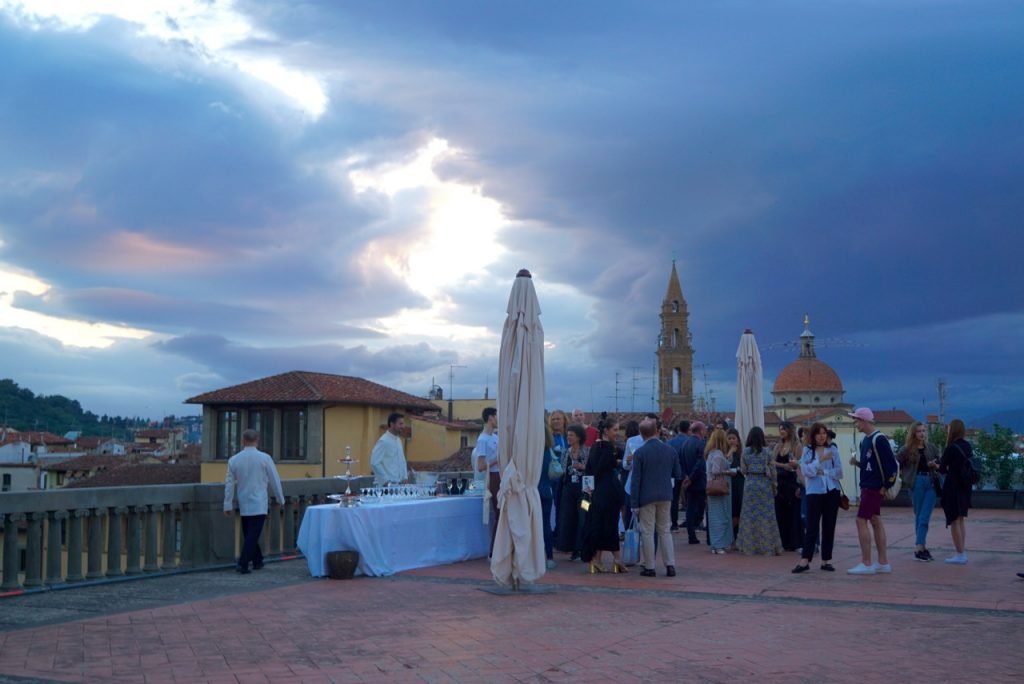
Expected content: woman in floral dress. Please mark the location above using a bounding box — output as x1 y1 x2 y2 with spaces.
737 427 783 556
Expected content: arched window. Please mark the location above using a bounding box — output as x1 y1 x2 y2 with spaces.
671 300 679 313
672 328 679 347
672 368 681 394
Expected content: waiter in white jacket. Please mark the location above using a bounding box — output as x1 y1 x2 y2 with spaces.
224 429 285 574
370 413 409 485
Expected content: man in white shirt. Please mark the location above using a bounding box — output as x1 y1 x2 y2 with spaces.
223 429 285 574
370 413 409 485
475 407 499 555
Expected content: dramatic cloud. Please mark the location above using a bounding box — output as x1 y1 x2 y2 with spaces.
0 1 1021 423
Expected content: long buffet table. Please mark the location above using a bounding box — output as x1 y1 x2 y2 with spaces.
297 495 490 577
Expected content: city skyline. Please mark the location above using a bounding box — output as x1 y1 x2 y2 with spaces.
0 2 1021 422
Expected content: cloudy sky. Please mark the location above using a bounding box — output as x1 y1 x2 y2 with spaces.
0 0 1021 424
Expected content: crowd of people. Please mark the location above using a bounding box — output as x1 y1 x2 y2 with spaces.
529 406 976 577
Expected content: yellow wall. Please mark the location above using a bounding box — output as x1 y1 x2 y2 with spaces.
201 461 320 483
323 404 392 478
430 398 494 422
407 418 480 463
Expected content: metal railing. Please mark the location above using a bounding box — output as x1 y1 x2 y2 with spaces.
0 478 367 593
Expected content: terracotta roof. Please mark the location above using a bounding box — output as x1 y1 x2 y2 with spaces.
773 358 844 393
185 371 440 411
42 454 129 472
0 431 72 446
64 464 201 488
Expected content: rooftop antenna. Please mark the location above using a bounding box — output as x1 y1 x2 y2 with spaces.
937 378 947 425
448 363 466 422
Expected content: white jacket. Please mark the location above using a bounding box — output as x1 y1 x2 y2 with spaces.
224 447 285 516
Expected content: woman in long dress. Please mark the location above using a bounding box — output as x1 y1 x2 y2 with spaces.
726 428 745 543
705 428 734 554
737 427 782 556
939 418 973 565
581 414 627 573
773 421 803 552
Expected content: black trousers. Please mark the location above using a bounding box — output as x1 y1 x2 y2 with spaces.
239 514 267 570
670 480 683 527
686 488 705 542
802 489 840 562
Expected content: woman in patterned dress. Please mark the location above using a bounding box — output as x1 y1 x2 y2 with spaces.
737 427 783 556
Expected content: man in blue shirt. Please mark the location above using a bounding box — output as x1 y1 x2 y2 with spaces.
846 408 899 575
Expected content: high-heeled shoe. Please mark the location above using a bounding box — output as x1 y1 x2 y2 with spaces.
589 562 608 574
612 562 629 574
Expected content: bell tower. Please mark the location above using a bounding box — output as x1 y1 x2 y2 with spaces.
657 260 694 416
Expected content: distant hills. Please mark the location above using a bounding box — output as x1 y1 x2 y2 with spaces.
968 409 1024 434
0 378 150 437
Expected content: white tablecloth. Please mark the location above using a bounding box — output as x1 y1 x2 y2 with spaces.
297 496 490 577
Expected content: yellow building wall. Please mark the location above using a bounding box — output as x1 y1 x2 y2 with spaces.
406 419 480 464
430 399 494 422
201 461 319 484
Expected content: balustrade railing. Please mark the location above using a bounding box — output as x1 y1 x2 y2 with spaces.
0 478 363 594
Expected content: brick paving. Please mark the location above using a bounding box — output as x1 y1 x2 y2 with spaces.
0 508 1021 683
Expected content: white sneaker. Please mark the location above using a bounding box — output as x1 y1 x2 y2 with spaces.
944 555 968 565
874 563 892 573
847 563 876 575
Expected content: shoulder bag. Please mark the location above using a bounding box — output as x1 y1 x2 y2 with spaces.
706 454 729 496
871 435 901 501
547 448 565 480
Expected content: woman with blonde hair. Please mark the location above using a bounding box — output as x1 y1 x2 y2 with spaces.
898 421 941 562
939 419 973 564
548 409 570 539
704 428 734 554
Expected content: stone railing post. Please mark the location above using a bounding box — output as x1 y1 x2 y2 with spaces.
65 509 86 583
282 497 297 554
24 512 43 589
106 507 125 578
86 508 106 580
178 504 193 569
188 484 235 566
143 505 160 573
45 511 66 585
1 513 23 592
160 504 178 571
268 501 282 555
125 506 142 575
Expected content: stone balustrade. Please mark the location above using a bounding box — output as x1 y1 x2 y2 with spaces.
0 478 369 593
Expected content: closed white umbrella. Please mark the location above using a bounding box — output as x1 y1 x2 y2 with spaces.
735 329 765 442
491 269 546 589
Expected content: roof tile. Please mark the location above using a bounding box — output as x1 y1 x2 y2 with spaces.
185 371 439 411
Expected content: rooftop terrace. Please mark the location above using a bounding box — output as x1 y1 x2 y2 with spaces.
0 508 1022 683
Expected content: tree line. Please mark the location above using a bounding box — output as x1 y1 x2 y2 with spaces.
0 378 152 438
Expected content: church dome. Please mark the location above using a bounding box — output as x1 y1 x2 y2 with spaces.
774 357 844 393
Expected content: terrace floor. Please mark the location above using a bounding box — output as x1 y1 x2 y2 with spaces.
1 507 1022 683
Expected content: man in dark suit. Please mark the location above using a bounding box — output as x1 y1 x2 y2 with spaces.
631 418 683 577
667 420 691 531
679 421 707 545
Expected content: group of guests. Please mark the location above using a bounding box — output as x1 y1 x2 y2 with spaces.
536 406 976 578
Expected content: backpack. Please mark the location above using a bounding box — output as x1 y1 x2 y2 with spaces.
954 444 981 486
